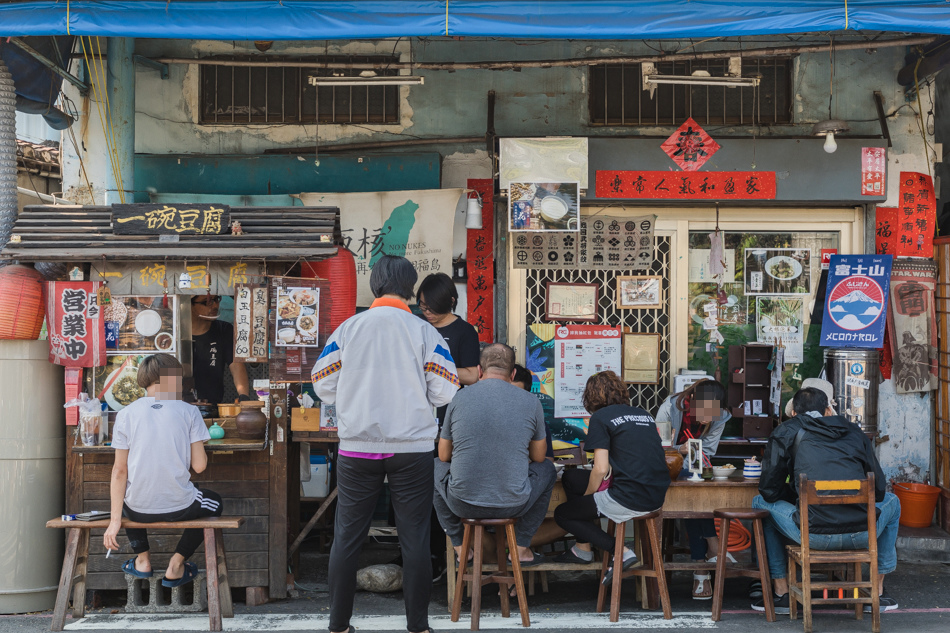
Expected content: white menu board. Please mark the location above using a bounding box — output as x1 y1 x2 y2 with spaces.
554 325 623 418
234 285 269 363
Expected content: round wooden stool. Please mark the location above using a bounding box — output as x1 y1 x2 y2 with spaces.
595 509 672 622
711 508 775 622
450 517 529 631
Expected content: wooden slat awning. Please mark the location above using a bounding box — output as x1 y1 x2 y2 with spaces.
0 205 342 262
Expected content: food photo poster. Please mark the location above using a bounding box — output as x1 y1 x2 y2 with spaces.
744 248 812 295
276 286 321 348
509 182 580 232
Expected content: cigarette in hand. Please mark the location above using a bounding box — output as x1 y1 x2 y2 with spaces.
106 549 112 559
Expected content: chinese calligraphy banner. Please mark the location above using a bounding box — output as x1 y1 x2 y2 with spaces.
467 178 494 343
819 254 892 348
875 207 898 256
888 258 937 393
44 282 105 367
595 171 776 200
897 171 936 258
298 189 462 306
512 232 578 270
112 204 230 235
234 285 269 363
580 215 655 270
862 147 886 196
91 261 265 295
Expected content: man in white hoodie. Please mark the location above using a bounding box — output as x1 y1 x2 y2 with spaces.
312 255 459 633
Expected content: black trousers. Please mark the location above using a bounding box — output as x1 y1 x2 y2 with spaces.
329 453 433 633
123 488 223 559
552 469 618 553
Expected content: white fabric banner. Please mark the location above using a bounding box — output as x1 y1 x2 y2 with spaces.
298 189 463 306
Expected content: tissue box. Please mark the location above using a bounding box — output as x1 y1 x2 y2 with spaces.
291 406 321 432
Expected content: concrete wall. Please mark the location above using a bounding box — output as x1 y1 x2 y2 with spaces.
58 36 938 482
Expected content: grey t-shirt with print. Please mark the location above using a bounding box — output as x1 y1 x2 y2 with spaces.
441 379 546 508
111 397 211 514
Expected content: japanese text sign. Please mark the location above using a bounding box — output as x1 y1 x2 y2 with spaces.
875 207 898 256
44 282 106 367
112 204 230 235
234 285 269 363
595 171 776 200
819 254 892 348
661 118 720 171
897 172 936 257
861 147 886 196
467 179 494 343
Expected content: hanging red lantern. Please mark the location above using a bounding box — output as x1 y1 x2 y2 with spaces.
0 264 46 340
301 248 357 333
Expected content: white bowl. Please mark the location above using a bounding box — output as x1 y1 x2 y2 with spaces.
712 466 737 479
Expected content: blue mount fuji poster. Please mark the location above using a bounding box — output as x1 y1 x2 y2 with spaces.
819 254 893 348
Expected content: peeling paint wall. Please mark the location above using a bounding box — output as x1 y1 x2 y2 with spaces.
59 37 937 480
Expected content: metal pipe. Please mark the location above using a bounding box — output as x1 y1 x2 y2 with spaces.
17 187 71 204
152 36 935 72
8 37 90 95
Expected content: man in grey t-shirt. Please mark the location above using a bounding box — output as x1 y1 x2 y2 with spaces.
435 343 556 565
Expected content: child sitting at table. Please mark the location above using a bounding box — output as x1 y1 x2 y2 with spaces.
103 354 221 588
655 378 733 599
553 371 670 583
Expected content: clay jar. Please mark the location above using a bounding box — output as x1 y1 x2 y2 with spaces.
664 447 684 481
235 401 267 439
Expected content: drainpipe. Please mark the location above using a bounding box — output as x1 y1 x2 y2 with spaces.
106 38 134 205
0 59 17 253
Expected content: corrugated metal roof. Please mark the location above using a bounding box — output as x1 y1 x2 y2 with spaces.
1 204 341 261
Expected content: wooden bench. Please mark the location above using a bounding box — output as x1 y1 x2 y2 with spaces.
46 516 244 632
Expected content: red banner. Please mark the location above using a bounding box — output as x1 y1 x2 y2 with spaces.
875 207 898 256
897 171 936 258
44 281 106 368
595 171 776 200
862 147 886 197
467 178 494 343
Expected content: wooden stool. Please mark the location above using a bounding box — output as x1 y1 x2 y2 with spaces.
711 508 775 622
596 510 672 622
450 518 530 630
46 516 243 632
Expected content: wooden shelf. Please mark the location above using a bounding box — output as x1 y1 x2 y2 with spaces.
71 437 267 453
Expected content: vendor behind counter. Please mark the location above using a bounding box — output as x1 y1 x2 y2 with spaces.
189 295 250 404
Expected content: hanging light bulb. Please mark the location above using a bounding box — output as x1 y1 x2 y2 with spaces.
465 195 483 230
823 131 837 154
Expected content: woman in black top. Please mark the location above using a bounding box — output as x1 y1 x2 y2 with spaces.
417 272 480 391
553 371 670 583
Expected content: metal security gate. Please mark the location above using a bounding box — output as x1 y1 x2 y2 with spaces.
524 236 672 414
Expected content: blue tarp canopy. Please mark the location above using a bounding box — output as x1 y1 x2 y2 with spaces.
0 1 947 40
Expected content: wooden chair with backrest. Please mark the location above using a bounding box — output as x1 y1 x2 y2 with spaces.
786 473 880 633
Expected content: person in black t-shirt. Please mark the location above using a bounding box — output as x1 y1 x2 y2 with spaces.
190 295 250 404
417 273 480 424
553 371 670 584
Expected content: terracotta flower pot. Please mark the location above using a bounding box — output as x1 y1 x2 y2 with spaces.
664 447 684 481
235 401 267 439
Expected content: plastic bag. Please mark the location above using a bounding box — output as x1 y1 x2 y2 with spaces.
65 394 104 447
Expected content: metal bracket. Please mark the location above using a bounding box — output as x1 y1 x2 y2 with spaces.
873 91 892 148
134 55 169 80
8 37 90 95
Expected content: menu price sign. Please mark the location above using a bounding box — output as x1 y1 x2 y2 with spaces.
112 204 230 235
234 285 269 363
819 254 892 348
897 172 936 257
275 286 321 348
44 281 106 368
580 215 655 270
554 325 622 418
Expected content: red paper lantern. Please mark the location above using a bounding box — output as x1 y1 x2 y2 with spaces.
301 248 357 333
0 264 46 339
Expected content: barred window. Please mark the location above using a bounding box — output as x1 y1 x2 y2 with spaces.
199 56 400 125
589 57 793 127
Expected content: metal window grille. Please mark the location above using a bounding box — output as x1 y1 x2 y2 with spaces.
524 236 672 413
199 56 400 125
589 57 793 127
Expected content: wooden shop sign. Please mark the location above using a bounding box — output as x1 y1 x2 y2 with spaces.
112 204 230 235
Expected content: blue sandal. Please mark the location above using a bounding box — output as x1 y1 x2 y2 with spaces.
122 558 153 578
162 561 199 588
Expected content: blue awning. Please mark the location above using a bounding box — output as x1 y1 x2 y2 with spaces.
0 1 947 40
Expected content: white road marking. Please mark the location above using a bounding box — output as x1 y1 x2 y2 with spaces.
65 612 718 630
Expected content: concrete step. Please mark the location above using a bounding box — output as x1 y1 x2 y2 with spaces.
896 524 950 563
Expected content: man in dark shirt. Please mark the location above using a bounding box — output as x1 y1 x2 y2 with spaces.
751 387 901 613
190 295 250 403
